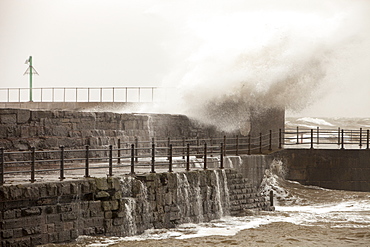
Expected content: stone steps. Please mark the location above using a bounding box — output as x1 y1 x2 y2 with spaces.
225 169 274 216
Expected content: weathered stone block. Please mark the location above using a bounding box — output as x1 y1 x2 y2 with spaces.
95 178 109 191
46 214 61 224
104 211 113 219
1 229 13 239
58 230 72 243
22 226 41 235
0 114 16 124
61 212 77 221
22 207 41 216
96 191 110 199
102 201 119 211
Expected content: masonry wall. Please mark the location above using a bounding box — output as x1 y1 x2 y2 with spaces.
0 169 273 246
0 109 220 152
273 149 370 192
0 108 285 153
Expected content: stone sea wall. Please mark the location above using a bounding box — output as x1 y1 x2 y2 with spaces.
0 169 273 246
0 108 284 153
0 109 221 152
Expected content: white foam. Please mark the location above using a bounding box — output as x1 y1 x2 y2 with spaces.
297 117 334 126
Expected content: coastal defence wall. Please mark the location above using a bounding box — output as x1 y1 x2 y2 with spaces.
0 108 220 152
0 169 273 246
273 149 370 192
0 108 284 152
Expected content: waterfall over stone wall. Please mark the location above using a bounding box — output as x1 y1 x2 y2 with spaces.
0 169 273 246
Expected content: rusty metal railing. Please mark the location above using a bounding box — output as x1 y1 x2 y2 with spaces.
1 127 369 185
0 131 283 185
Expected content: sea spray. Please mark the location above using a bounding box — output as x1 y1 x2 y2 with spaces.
220 169 230 216
259 159 292 206
119 175 151 236
213 170 225 217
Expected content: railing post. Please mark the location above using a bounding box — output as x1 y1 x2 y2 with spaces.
259 133 262 154
210 137 213 155
223 135 227 156
317 127 319 145
151 143 156 173
59 145 65 181
220 143 224 169
310 129 314 149
203 143 207 170
341 129 345 149
117 139 121 164
248 134 251 155
135 137 138 163
85 145 90 178
0 148 4 185
269 130 272 151
30 147 35 183
167 137 171 160
130 144 135 175
367 130 369 150
359 128 363 148
112 87 115 102
296 126 299 144
108 145 113 176
235 135 239 156
270 191 274 207
338 127 341 146
279 129 282 149
182 137 186 159
168 144 173 172
186 143 190 171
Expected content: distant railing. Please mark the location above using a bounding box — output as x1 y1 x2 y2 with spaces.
0 87 167 103
1 128 369 185
285 127 370 149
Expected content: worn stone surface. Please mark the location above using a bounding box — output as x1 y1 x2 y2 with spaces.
0 169 272 245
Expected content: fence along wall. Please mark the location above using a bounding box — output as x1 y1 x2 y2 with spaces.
0 108 284 152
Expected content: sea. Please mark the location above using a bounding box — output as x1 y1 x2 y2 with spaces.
42 117 370 246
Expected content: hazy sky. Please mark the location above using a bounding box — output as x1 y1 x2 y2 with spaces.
1 0 369 117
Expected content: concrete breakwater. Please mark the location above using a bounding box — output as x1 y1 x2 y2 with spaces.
0 169 273 246
274 149 370 192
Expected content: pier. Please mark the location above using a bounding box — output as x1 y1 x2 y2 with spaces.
0 91 369 246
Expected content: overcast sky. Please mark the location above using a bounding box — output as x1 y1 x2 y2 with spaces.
1 0 369 117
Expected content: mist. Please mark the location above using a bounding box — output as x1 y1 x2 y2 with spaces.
1 0 370 126
141 0 370 131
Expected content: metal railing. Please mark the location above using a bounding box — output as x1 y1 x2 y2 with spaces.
1 127 369 185
0 87 167 103
0 131 282 185
285 127 370 149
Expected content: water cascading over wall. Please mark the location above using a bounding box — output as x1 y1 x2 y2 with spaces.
0 169 272 246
